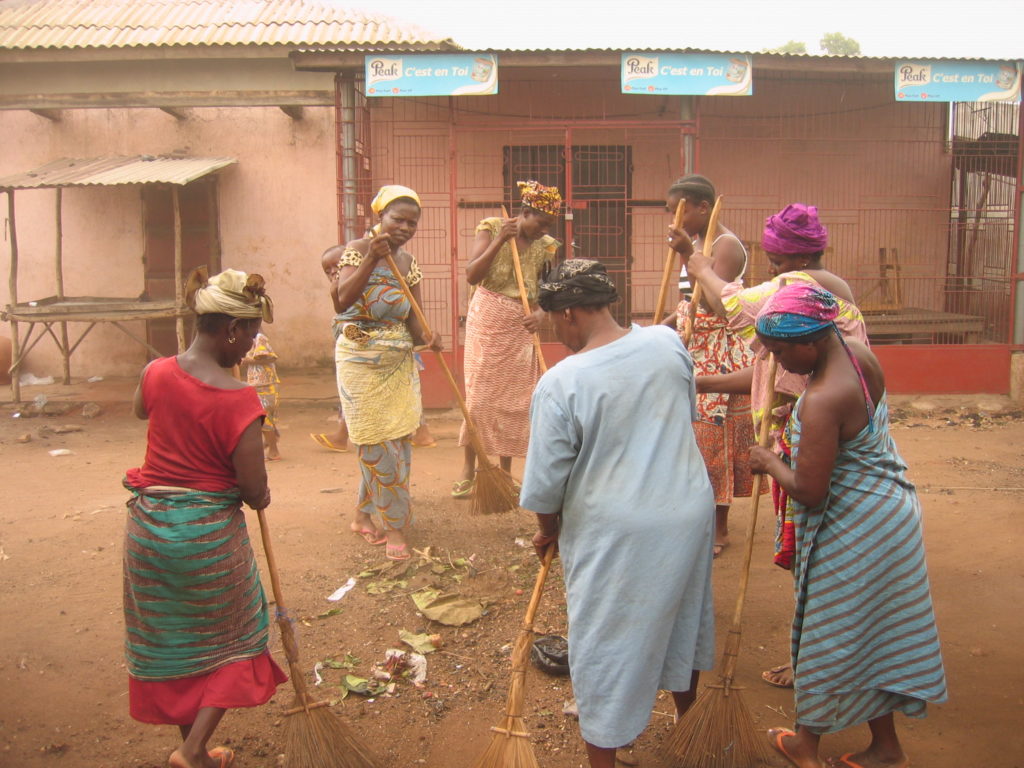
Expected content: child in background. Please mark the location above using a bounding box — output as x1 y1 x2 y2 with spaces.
242 331 281 460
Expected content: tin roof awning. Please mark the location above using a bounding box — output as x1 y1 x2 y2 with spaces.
0 155 237 189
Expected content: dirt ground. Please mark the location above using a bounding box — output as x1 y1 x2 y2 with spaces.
0 371 1022 768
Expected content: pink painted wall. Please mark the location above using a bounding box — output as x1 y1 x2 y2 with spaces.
1 105 338 380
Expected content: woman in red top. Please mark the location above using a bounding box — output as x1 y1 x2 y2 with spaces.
124 268 285 768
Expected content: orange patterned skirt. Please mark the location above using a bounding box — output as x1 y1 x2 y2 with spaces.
692 395 763 505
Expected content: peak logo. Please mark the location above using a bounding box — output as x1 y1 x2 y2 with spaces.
623 56 658 83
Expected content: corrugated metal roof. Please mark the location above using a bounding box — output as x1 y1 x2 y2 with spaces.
0 0 454 50
0 156 237 189
468 47 1013 63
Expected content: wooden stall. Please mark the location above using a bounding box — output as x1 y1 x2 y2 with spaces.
1 156 236 402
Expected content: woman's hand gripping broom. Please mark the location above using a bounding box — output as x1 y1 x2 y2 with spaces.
681 196 723 347
653 197 687 325
501 206 547 374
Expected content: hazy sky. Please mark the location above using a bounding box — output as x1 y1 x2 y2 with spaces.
361 0 1022 60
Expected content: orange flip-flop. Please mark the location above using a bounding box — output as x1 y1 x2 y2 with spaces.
768 728 824 768
830 754 909 768
168 746 235 768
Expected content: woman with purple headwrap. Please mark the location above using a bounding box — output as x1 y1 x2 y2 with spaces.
747 283 946 768
668 202 869 688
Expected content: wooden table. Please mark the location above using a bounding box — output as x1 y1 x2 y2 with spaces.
2 296 188 401
863 307 986 344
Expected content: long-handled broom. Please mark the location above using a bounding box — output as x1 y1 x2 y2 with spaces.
471 544 557 768
653 198 687 325
501 206 548 374
664 355 778 768
255 509 380 768
680 196 723 347
381 251 519 515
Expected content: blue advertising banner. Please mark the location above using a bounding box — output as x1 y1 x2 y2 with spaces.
621 53 752 95
895 60 1021 102
364 53 498 97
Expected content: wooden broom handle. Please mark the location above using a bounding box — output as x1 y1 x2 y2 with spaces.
682 196 723 346
381 251 491 458
720 354 777 681
255 507 313 700
522 544 556 630
256 508 287 616
653 198 686 325
502 206 547 373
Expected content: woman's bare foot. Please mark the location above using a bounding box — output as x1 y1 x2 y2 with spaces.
350 513 385 545
768 728 826 768
713 505 729 557
412 421 436 447
264 433 281 461
350 519 385 545
762 663 794 688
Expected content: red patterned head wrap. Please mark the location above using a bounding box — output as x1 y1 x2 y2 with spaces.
517 180 562 217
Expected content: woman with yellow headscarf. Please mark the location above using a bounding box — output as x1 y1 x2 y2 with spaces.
453 180 562 498
332 185 440 561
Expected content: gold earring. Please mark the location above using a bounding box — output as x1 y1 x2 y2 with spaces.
228 336 236 344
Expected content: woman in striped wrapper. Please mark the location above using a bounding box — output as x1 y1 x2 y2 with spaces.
452 180 562 497
748 283 947 768
124 268 286 768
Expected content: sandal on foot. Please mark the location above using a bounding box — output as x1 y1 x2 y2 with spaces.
209 747 235 768
168 747 235 768
311 433 348 452
713 540 729 558
762 663 794 688
350 522 386 546
768 728 809 768
386 543 411 561
829 754 910 768
451 479 474 498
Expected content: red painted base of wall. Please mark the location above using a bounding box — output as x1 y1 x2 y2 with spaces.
420 344 1011 407
873 345 1010 395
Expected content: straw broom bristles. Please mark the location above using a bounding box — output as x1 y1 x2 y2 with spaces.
663 357 778 768
663 675 771 768
284 696 380 768
257 510 381 768
381 251 520 515
471 546 555 768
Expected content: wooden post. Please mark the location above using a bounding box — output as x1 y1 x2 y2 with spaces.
55 188 71 384
172 186 186 352
7 190 20 402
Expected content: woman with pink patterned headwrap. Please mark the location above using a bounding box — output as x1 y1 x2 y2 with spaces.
668 203 869 689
